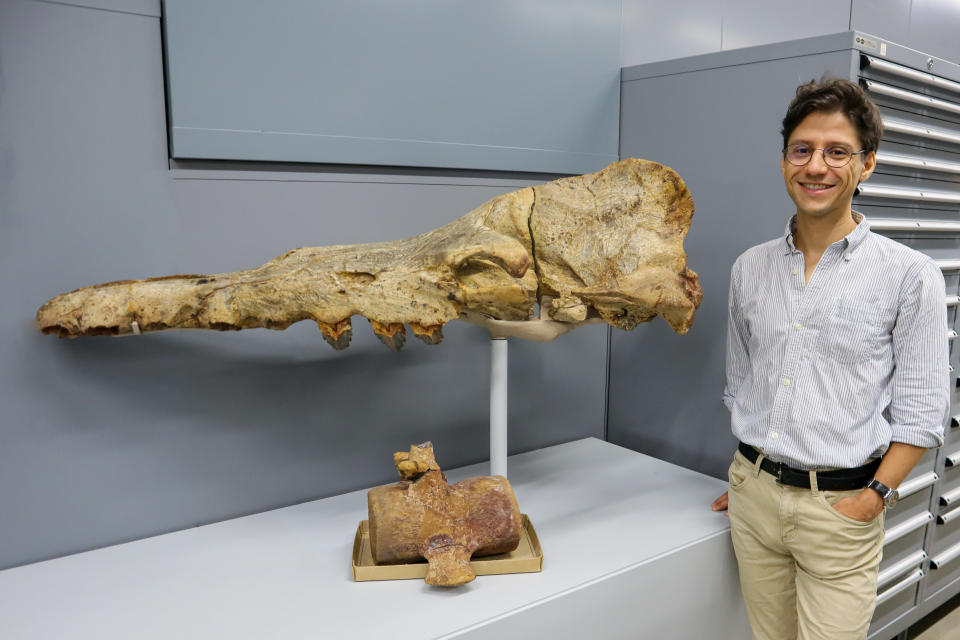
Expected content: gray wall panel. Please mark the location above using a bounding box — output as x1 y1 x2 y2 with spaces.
621 0 852 66
0 0 604 569
720 0 851 51
620 0 722 69
613 50 856 479
909 0 960 65
163 0 620 174
622 0 960 69
851 0 912 48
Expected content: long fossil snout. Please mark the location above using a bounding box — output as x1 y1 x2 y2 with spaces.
36 158 701 348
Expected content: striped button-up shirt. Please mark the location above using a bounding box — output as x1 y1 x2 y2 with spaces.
724 214 949 470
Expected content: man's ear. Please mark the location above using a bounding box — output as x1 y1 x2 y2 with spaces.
859 150 877 182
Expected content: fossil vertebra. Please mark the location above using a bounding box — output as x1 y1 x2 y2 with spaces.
367 442 521 586
36 158 701 348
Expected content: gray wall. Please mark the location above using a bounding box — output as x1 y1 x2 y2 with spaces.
622 0 960 67
0 0 606 570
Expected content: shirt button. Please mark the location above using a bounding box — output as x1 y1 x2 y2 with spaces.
844 252 852 261
782 378 791 386
770 432 779 440
791 268 798 275
794 323 803 331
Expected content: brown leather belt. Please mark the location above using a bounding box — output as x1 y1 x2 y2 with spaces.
738 442 880 491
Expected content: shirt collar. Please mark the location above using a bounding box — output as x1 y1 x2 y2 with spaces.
783 211 870 255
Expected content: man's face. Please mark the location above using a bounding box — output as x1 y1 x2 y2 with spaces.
780 110 876 220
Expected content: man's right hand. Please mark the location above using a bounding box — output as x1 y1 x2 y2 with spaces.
711 491 729 511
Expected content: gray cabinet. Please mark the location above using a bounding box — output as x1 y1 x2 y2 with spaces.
617 31 960 640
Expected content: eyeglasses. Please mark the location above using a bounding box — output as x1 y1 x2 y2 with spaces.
783 143 867 168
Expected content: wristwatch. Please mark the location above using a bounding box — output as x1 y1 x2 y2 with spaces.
866 479 899 508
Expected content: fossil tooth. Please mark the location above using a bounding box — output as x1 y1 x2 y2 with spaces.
409 322 444 345
317 318 352 351
369 320 406 352
36 158 702 345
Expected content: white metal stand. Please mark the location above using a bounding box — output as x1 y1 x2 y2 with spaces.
490 337 508 478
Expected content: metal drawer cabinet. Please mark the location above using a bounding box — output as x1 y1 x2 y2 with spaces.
860 53 960 120
882 512 933 573
931 489 960 547
935 453 960 517
926 536 960 597
857 55 960 235
942 443 960 473
870 509 933 637
944 418 960 450
944 271 960 299
869 566 923 639
887 471 939 529
860 56 960 160
913 448 938 476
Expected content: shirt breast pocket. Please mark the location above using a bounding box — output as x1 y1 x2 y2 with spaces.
816 299 879 364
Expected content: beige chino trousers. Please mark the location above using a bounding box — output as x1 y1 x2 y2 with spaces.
727 450 885 640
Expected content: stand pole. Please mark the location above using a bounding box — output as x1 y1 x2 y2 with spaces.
490 338 508 478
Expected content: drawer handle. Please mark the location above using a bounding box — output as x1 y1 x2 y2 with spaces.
862 79 960 116
945 450 960 467
885 512 933 544
883 116 960 146
878 550 926 589
861 55 960 96
876 569 924 605
936 260 960 272
899 472 938 499
940 486 960 506
867 217 960 232
875 151 960 177
930 540 960 570
859 185 960 205
938 504 960 525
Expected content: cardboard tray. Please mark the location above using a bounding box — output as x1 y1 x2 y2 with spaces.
352 514 543 581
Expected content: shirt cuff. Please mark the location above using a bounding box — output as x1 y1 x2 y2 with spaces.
891 425 945 449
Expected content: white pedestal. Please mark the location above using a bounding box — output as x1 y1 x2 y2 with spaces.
489 338 508 478
0 438 750 639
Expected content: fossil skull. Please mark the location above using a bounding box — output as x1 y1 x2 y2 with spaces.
36 158 702 349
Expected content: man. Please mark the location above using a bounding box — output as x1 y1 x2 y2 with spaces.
711 78 949 639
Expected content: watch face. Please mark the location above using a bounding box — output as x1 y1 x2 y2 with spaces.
886 490 899 508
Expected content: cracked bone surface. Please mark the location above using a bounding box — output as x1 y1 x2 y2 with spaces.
36 158 702 347
367 442 522 586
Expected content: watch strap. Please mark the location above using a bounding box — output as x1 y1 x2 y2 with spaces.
867 478 897 506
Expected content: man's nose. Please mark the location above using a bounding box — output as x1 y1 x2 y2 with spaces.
806 149 829 172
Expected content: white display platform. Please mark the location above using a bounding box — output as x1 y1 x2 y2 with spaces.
0 438 750 639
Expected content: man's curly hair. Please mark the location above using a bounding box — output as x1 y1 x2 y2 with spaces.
781 78 884 153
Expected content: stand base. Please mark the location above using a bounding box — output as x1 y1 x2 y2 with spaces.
352 514 542 582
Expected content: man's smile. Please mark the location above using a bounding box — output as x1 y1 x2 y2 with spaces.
799 182 836 194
